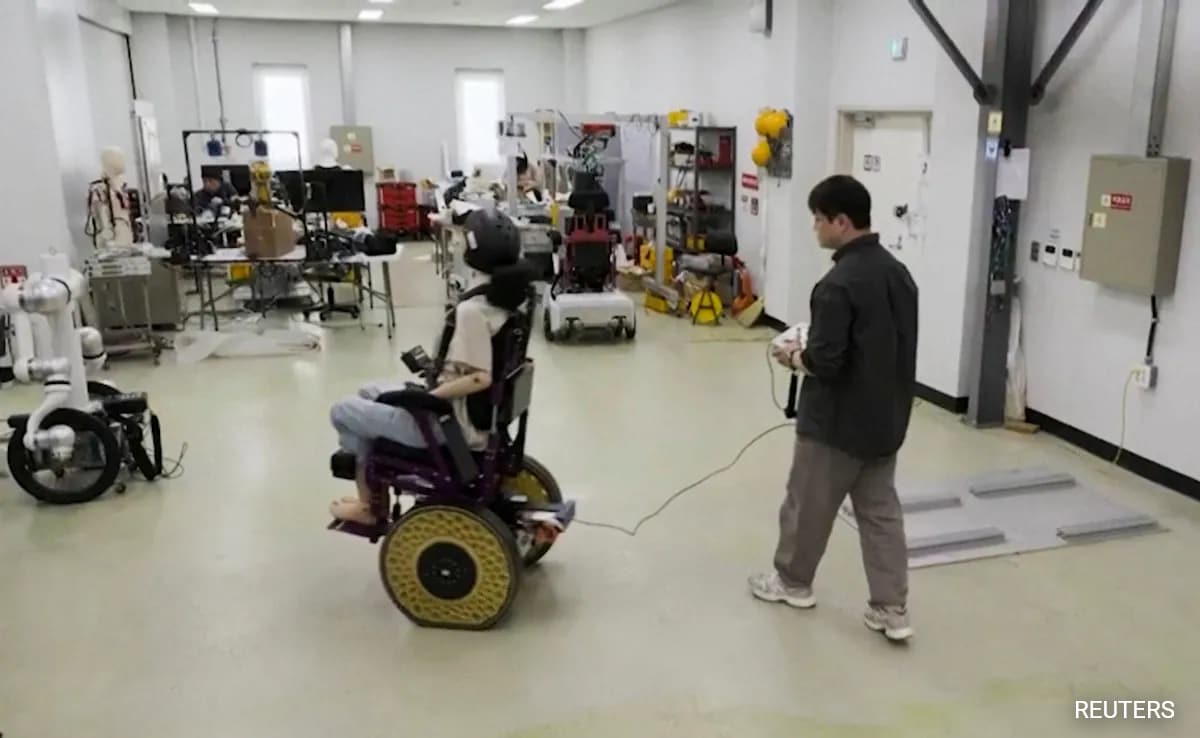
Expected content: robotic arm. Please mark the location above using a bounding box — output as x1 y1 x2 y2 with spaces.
0 254 98 454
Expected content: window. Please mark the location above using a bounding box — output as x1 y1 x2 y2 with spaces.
455 69 506 173
253 65 312 170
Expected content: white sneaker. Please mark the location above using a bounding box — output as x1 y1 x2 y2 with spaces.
864 605 913 641
748 572 816 609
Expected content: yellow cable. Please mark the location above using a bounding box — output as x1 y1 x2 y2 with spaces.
1113 369 1137 465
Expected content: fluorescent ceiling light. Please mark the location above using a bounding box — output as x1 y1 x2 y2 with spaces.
368 0 394 4
188 2 219 14
358 9 384 21
506 14 539 26
544 0 586 9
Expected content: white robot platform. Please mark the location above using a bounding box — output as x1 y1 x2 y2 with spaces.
542 290 636 342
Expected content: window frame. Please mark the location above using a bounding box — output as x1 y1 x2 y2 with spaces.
454 68 507 174
252 63 314 171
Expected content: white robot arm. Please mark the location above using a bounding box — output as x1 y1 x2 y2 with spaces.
0 253 93 453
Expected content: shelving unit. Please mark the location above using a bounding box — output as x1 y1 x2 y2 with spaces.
665 126 737 253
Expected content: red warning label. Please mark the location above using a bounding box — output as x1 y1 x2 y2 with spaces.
1109 193 1133 211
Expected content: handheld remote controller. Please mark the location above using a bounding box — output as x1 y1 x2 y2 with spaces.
771 322 809 354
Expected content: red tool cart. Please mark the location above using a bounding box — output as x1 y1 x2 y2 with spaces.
376 182 420 235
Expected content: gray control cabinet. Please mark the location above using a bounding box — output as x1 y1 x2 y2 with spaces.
1080 155 1190 296
329 125 375 173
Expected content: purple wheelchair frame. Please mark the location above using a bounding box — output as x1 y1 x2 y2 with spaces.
328 295 558 542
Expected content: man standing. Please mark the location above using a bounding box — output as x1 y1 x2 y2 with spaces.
749 175 919 642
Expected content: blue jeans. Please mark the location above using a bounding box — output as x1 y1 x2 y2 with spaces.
330 380 435 460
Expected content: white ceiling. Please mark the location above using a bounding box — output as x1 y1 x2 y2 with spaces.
117 0 680 28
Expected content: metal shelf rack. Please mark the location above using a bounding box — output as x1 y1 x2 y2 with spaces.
666 125 738 251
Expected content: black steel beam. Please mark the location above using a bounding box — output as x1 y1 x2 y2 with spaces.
965 0 1037 427
909 0 994 104
1030 0 1105 103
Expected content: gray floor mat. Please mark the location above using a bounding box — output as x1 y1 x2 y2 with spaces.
838 466 1165 568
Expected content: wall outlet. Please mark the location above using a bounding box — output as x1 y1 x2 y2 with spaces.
1133 363 1158 390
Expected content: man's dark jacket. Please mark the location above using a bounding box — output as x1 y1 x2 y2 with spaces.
797 233 918 460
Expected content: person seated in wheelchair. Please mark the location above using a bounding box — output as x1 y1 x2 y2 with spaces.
328 209 532 525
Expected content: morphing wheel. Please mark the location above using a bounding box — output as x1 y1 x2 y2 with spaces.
503 455 563 565
378 504 521 630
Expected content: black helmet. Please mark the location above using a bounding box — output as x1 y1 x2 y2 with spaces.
464 209 521 274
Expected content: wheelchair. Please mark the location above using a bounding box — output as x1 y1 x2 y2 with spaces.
328 285 576 630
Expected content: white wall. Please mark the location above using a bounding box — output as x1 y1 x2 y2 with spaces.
76 0 128 34
353 23 566 178
130 12 185 180
139 16 566 185
829 0 988 396
584 0 983 397
80 20 137 168
1 0 73 267
1017 0 1200 480
38 0 102 258
561 29 588 113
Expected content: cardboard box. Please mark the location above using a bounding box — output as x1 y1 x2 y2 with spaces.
244 210 298 259
617 265 648 292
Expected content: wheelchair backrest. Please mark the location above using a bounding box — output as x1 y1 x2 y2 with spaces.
464 288 536 433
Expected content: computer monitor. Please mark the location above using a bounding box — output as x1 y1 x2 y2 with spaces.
199 164 252 196
276 168 365 213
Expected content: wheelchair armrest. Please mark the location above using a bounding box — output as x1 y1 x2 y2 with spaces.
375 390 452 417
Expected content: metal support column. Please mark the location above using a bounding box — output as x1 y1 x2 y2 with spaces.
962 0 1036 427
1128 0 1178 157
338 24 356 127
914 0 1103 426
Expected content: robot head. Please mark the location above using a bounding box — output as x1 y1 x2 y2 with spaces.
100 147 126 178
317 138 339 168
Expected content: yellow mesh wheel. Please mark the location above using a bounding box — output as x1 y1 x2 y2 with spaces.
378 504 520 630
503 455 562 566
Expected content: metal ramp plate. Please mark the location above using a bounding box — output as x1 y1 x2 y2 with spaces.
839 467 1165 568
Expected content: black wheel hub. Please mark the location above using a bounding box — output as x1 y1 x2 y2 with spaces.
417 542 477 600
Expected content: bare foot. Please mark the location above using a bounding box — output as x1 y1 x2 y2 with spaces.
330 499 378 525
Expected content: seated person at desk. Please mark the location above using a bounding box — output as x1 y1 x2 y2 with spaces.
328 210 530 525
516 154 545 202
194 174 239 214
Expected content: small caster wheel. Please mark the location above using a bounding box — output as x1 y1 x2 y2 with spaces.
624 323 637 340
543 309 554 342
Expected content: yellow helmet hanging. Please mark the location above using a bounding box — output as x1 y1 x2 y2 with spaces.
761 110 789 139
754 109 776 137
751 139 772 168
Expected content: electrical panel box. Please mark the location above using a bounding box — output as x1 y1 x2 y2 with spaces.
1080 155 1190 296
329 125 375 173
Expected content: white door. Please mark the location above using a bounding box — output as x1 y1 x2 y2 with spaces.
844 113 930 269
80 20 138 175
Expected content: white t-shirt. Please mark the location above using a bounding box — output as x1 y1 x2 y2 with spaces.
437 295 511 449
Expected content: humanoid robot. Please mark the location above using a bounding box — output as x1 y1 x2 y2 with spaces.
86 147 138 251
315 138 345 169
